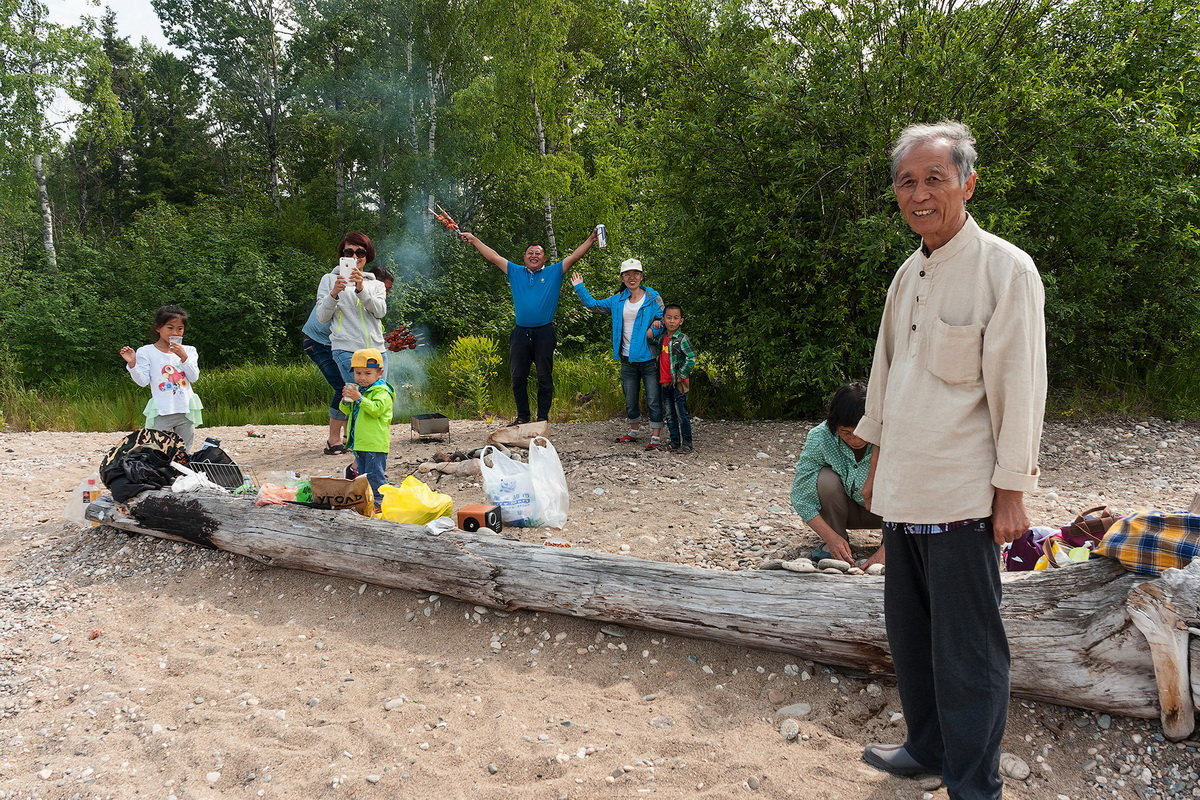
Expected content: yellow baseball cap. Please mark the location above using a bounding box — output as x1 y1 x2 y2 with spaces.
351 348 384 369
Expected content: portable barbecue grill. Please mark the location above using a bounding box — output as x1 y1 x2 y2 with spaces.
410 413 450 443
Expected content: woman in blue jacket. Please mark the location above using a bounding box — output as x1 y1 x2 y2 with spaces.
571 259 666 449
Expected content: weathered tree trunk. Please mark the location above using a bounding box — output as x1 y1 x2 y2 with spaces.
266 119 282 213
531 85 558 261
424 25 440 233
398 34 418 237
100 492 1200 738
1128 567 1200 740
406 37 419 155
263 1 283 213
32 153 58 272
332 64 345 227
76 146 90 237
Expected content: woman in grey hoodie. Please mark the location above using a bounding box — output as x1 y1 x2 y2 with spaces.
315 232 389 387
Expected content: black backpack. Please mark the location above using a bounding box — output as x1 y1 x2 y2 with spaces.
99 429 189 502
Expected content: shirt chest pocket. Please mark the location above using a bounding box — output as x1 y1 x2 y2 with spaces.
926 317 983 384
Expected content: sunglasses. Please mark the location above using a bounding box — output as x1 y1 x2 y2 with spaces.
342 247 368 258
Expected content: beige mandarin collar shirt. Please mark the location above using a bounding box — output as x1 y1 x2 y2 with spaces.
855 215 1047 524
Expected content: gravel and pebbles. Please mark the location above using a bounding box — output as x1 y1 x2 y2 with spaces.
1 417 1198 798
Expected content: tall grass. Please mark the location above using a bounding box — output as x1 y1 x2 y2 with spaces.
0 362 336 431
32 345 1195 431
1047 356 1200 420
0 351 625 432
12 344 1193 433
426 346 624 423
495 352 625 422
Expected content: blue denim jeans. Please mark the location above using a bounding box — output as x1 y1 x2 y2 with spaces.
354 450 388 503
302 337 348 421
619 356 663 431
660 382 692 446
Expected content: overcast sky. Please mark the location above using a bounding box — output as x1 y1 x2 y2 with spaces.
44 0 174 127
47 0 171 49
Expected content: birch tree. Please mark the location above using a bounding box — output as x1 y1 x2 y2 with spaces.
153 0 291 211
0 0 124 269
457 0 592 259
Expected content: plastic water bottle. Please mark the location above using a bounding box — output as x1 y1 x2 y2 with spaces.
65 473 101 525
64 484 85 524
83 475 102 525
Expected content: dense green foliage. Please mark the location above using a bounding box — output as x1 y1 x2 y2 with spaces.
444 335 502 417
2 0 1199 424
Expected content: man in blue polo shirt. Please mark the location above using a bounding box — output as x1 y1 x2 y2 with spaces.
459 228 599 424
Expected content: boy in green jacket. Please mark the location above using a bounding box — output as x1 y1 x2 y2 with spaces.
339 348 394 505
648 304 698 452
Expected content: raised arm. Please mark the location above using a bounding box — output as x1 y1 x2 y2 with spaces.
561 229 599 272
570 272 610 311
122 346 150 387
458 232 510 273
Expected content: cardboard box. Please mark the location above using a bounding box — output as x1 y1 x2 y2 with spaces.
310 475 373 516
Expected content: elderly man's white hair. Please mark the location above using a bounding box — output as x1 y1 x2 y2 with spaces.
890 121 977 187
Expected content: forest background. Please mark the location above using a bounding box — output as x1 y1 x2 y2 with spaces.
2 0 1199 429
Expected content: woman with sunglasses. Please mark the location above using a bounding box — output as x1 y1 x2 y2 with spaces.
305 232 389 454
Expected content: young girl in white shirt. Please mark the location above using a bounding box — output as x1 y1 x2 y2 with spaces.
119 305 203 450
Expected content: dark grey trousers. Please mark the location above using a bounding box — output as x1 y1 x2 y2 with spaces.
883 519 1008 800
509 323 556 421
817 466 882 536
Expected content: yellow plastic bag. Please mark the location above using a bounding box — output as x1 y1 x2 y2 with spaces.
378 476 453 525
1033 536 1091 570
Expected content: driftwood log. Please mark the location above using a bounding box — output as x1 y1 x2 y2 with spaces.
99 491 1200 739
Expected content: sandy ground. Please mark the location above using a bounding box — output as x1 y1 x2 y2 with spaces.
2 417 1200 800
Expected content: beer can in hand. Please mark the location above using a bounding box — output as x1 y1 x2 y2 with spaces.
595 224 608 248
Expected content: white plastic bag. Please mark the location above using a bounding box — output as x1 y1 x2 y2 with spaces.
528 436 569 529
480 445 536 526
169 461 229 494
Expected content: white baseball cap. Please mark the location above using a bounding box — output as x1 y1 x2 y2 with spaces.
619 258 643 274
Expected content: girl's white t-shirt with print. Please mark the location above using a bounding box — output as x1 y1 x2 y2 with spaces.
127 344 200 416
620 296 645 358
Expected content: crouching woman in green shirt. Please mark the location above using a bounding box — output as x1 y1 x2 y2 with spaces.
790 382 884 567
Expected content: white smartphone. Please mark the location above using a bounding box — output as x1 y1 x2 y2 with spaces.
338 257 355 282
168 336 183 345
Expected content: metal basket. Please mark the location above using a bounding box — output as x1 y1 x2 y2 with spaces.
190 461 258 492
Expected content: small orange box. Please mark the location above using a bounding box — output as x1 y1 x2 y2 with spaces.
457 504 503 533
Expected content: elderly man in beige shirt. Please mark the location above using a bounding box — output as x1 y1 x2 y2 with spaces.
856 121 1046 800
